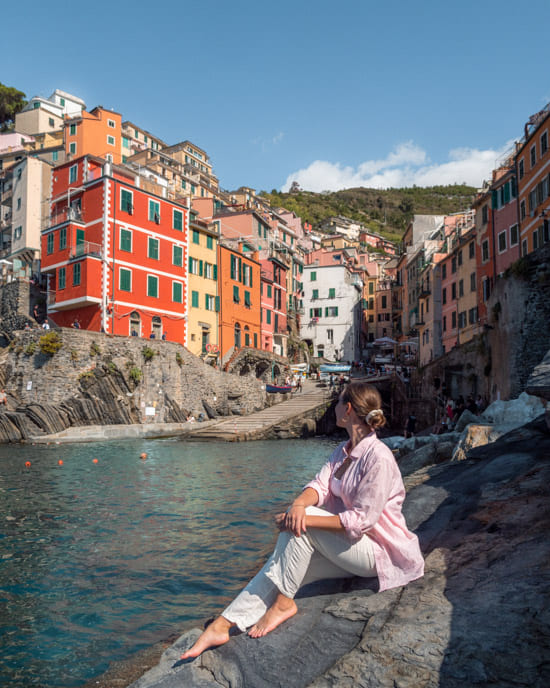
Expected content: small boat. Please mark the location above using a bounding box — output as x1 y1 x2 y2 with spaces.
266 384 292 394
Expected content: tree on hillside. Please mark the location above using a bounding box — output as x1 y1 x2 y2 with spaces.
0 83 27 131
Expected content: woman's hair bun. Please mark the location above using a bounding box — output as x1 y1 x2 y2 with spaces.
365 408 386 429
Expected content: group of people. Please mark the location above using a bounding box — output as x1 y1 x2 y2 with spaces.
284 374 303 393
435 394 487 433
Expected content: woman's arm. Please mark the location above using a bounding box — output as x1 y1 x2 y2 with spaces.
277 488 346 536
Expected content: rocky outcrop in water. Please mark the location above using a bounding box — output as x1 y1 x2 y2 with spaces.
128 381 550 688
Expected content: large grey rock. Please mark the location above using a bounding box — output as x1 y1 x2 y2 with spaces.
525 348 550 400
453 408 487 433
129 415 550 688
481 391 546 429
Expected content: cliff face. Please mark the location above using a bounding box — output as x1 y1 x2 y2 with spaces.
128 411 550 688
0 329 266 442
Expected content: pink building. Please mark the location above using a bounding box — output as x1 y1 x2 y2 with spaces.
491 165 520 276
260 256 288 355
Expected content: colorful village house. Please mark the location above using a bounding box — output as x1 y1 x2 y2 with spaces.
186 211 220 359
217 239 261 361
260 253 288 356
40 155 189 342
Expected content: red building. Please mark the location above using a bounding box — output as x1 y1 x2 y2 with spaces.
41 155 189 342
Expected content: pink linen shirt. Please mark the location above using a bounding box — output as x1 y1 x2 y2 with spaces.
304 432 424 592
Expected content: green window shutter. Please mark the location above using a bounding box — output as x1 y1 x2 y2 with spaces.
230 255 236 279
312 289 318 299
249 267 253 288
121 189 132 213
325 307 329 317
173 245 183 266
233 285 239 302
191 291 199 307
245 291 251 306
311 271 316 281
199 260 203 276
238 258 242 283
213 264 217 280
120 229 131 252
173 282 183 303
491 190 498 209
215 296 220 312
76 229 85 245
267 309 271 324
334 307 338 316
329 288 335 298
59 267 66 289
73 262 81 286
173 209 183 230
503 182 510 204
188 256 193 272
309 308 313 318
120 269 131 291
59 227 67 249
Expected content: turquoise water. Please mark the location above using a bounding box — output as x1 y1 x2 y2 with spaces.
0 436 339 687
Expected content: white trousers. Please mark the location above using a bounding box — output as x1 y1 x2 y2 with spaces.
222 506 377 632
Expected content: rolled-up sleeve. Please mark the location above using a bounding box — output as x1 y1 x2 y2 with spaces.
338 455 394 539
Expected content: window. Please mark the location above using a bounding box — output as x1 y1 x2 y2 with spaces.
381 295 387 308
173 209 183 231
58 267 66 290
469 307 478 324
470 272 476 292
243 264 253 287
148 199 160 223
191 290 199 308
310 271 317 281
173 244 183 266
119 228 132 252
451 256 457 273
49 117 54 127
469 241 475 259
244 291 251 307
266 309 271 324
530 145 537 168
121 189 133 213
520 200 526 220
451 311 457 329
204 294 215 311
69 165 77 183
325 306 338 317
147 275 158 297
483 278 491 301
267 284 272 298
189 257 200 275
482 240 489 262
47 233 54 254
69 123 76 136
52 151 58 162
329 288 336 299
59 227 67 250
192 229 200 244
498 231 507 253
451 282 457 300
107 135 115 146
522 238 528 256
327 329 334 343
73 262 81 286
481 205 488 224
442 263 447 279
458 311 466 328
59 98 65 106
230 255 238 279
312 289 319 300
148 237 159 260
368 282 374 294
233 285 240 303
458 279 464 297
310 307 322 318
542 131 548 157
172 282 183 303
458 250 463 266
119 268 131 292
14 226 22 240
108 119 116 128
443 316 447 332
122 136 129 148
206 235 213 250
510 224 519 246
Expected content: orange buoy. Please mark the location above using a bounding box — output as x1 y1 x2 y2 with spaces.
58 460 63 466
140 452 147 460
25 461 31 468
92 458 98 464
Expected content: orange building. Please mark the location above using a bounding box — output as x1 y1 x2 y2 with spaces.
217 240 261 359
516 105 550 255
64 107 124 164
41 155 189 342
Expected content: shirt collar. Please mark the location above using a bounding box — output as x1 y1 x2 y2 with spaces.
343 431 376 461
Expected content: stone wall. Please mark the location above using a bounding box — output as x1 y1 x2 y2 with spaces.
0 280 33 339
0 329 267 440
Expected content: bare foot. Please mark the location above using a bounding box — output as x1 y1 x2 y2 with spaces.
248 596 297 638
180 616 234 659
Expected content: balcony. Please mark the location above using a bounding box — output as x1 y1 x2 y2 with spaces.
47 289 101 310
69 241 102 260
43 207 84 231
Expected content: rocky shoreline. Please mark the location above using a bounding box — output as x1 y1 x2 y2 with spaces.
114 353 550 688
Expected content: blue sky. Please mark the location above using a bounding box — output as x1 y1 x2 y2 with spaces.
5 0 550 193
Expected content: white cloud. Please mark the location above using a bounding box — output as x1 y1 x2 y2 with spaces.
282 141 511 192
252 131 285 152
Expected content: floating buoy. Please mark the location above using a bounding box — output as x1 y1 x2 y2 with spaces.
25 461 31 468
58 460 63 466
92 458 98 464
140 452 147 460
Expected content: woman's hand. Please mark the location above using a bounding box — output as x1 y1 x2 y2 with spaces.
285 504 307 537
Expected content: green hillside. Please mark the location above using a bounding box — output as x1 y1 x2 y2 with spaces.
261 185 477 243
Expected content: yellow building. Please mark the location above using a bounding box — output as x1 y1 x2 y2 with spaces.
186 214 220 359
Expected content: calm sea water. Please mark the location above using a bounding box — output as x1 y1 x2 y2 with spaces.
0 436 339 687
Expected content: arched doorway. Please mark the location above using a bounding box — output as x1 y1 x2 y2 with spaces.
152 316 162 339
234 322 241 348
129 311 141 337
244 325 250 347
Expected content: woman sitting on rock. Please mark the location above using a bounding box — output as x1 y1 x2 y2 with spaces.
181 381 424 659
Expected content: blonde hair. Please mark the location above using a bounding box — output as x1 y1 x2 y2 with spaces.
341 382 386 429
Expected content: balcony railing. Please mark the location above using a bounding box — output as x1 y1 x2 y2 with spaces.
69 241 102 260
43 207 84 230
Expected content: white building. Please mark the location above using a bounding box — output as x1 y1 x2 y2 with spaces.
300 263 363 362
15 89 85 136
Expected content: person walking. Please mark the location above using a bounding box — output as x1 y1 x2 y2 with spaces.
180 382 424 660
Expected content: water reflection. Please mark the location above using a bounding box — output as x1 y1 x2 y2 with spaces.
0 436 338 687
